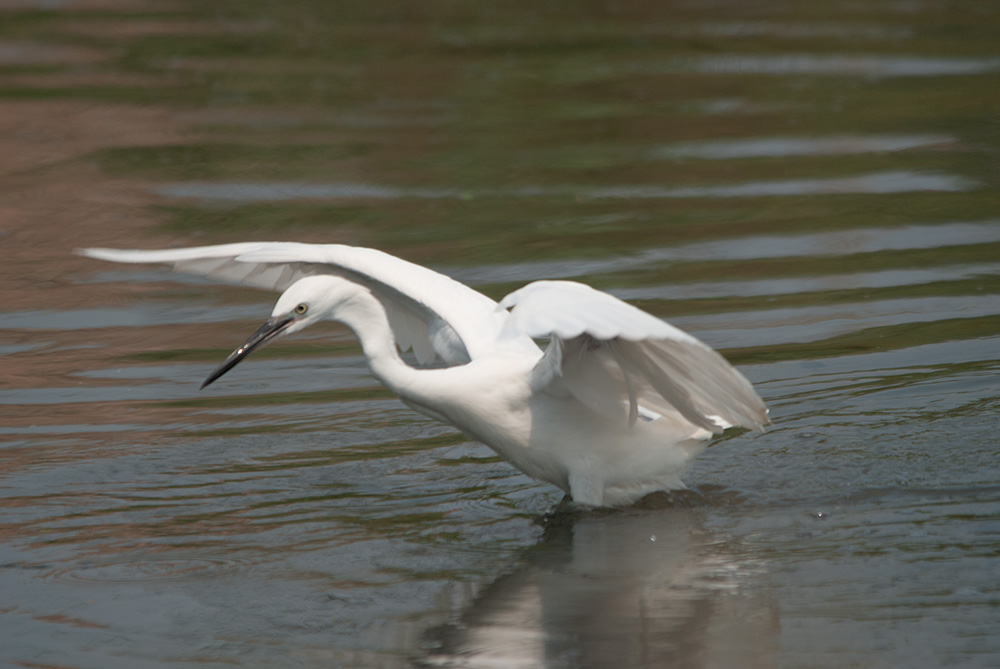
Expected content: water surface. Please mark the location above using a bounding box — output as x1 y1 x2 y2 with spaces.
1 1 998 667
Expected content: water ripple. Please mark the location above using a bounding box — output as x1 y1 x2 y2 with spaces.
649 134 952 160
49 555 248 584
615 263 1000 302
674 54 1000 77
586 171 973 198
152 170 973 204
677 296 1000 348
448 221 1000 285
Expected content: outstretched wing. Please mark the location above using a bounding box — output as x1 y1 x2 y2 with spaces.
79 242 511 366
498 280 769 433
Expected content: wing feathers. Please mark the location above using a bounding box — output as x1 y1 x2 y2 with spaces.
501 280 769 434
82 245 769 433
79 243 500 367
81 244 315 291
500 280 702 344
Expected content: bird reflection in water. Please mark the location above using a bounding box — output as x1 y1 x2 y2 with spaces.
421 491 779 668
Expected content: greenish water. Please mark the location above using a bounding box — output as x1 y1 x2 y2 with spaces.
1 1 999 667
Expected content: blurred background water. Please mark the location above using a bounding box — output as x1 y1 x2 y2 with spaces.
1 1 998 667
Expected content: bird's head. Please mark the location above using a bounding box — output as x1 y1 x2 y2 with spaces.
201 274 355 388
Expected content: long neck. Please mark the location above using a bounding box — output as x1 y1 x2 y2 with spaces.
332 288 416 395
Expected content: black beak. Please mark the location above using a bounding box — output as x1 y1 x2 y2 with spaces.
202 315 294 389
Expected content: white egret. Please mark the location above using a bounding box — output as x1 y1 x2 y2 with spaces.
80 242 769 507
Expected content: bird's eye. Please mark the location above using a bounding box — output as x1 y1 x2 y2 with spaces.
294 303 308 315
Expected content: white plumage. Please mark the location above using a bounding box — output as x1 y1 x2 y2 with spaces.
81 242 768 507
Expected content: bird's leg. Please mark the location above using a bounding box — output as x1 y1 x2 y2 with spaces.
567 471 605 507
